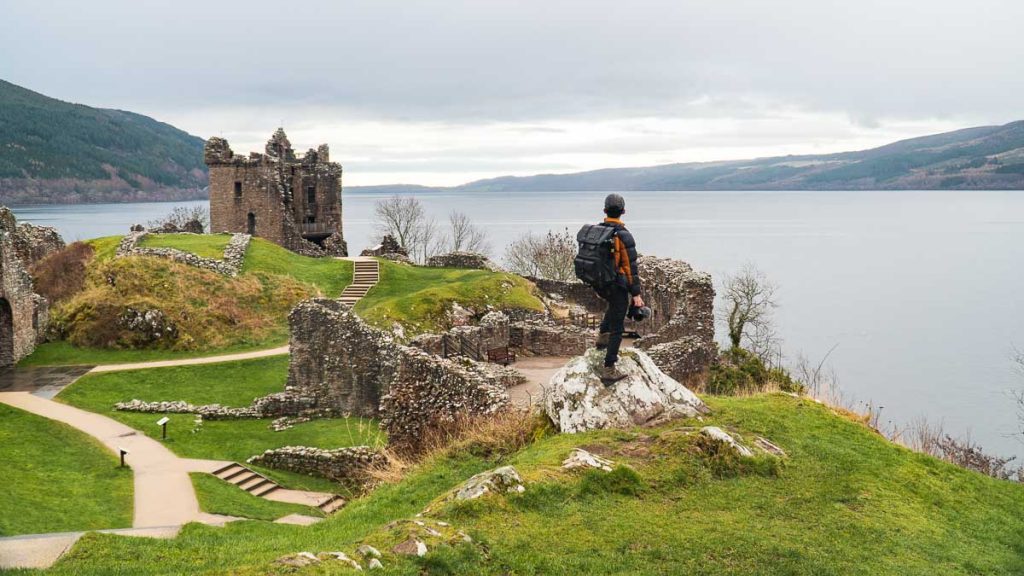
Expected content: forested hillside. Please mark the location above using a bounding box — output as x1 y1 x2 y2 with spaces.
0 80 207 204
353 121 1024 193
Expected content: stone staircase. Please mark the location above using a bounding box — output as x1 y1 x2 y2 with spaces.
339 258 379 307
212 463 346 515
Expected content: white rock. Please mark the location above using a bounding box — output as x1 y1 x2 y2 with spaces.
754 436 786 457
562 448 615 472
700 426 754 457
357 544 382 558
544 348 710 433
452 466 525 501
368 558 384 570
321 552 362 570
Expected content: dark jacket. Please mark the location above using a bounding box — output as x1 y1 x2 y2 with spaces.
600 219 642 296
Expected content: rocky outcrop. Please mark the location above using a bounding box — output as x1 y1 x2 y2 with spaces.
426 251 498 270
446 466 525 501
545 348 709 433
116 231 251 276
562 448 614 472
247 445 386 487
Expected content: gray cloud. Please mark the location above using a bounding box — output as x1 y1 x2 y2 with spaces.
2 0 1020 184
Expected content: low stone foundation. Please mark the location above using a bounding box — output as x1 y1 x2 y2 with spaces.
114 388 322 420
116 230 251 276
247 445 386 487
426 251 498 270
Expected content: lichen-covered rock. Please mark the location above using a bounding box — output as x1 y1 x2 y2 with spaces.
392 538 427 557
562 448 614 472
449 466 525 501
545 348 710 433
700 426 753 457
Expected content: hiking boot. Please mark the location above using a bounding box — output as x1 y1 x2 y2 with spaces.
599 365 627 386
595 332 609 350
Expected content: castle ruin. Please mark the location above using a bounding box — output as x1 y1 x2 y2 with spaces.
204 128 347 256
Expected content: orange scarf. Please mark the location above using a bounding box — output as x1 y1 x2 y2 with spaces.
603 217 633 285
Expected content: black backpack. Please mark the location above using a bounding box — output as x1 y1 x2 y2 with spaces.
574 223 619 288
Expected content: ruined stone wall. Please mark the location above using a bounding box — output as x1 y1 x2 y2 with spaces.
426 251 498 271
248 445 386 487
509 321 592 357
116 231 251 276
287 299 400 418
380 347 511 453
633 256 717 386
0 207 59 366
205 129 346 256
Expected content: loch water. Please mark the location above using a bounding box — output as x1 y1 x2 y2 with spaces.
14 190 1024 459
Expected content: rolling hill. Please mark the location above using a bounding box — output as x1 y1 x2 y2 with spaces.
0 79 207 204
352 121 1024 193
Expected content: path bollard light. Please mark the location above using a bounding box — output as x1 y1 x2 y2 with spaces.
157 416 170 440
119 447 130 468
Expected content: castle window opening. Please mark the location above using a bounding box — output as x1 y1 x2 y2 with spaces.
234 181 242 198
306 186 316 205
247 212 256 235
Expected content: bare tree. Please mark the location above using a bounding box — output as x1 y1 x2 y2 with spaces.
504 228 577 282
447 211 491 255
148 205 209 232
374 196 425 250
720 264 778 351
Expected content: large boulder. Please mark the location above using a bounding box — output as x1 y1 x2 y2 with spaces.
544 348 709 433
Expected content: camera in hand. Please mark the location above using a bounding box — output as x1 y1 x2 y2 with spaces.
627 305 652 322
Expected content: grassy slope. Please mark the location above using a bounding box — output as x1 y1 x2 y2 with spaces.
40 395 1024 575
355 260 544 335
22 237 353 367
0 404 132 536
137 233 231 259
191 473 323 522
56 356 382 493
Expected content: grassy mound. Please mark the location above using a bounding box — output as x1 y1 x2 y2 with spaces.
355 260 545 335
0 404 132 536
41 394 1024 575
57 356 383 493
25 236 353 365
52 255 312 351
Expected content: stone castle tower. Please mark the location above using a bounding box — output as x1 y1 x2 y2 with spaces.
204 128 347 256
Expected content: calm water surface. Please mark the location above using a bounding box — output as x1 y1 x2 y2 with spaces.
13 191 1024 459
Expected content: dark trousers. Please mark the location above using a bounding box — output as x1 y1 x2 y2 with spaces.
598 284 630 367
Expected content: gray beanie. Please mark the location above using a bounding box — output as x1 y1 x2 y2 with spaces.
604 193 625 211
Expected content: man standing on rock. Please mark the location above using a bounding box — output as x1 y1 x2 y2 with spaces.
591 193 644 384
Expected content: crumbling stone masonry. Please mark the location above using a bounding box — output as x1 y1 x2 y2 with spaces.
0 207 62 367
360 234 412 263
205 128 347 256
247 445 386 488
116 231 251 276
426 251 498 271
287 299 512 452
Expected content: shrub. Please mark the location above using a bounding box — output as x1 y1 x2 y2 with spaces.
29 242 94 304
706 347 803 395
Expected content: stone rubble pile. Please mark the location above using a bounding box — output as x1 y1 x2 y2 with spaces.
425 251 499 271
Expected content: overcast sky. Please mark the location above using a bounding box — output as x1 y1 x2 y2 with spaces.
3 0 1022 186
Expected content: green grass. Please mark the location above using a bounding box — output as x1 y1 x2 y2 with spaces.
0 404 132 536
85 235 121 262
355 259 544 335
242 237 353 298
37 394 1024 575
56 356 383 492
138 232 231 259
190 473 324 521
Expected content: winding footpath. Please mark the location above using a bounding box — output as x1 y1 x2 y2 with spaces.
0 257 382 569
